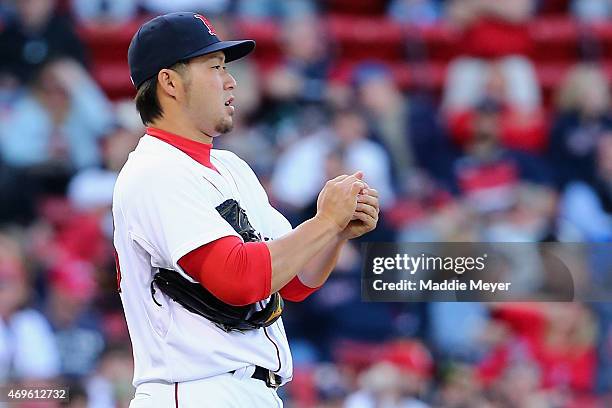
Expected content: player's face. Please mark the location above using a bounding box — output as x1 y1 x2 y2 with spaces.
183 52 237 137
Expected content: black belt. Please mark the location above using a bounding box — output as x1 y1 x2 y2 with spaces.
231 366 282 389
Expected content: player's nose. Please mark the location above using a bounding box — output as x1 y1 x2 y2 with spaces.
224 71 237 90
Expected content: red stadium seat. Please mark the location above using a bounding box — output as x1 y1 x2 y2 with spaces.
235 20 282 59
538 0 570 15
530 17 580 62
76 14 604 104
589 21 612 59
390 61 447 91
326 15 405 61
334 340 383 370
536 62 573 90
77 20 145 100
77 19 144 63
324 0 387 16
413 23 461 62
90 62 134 100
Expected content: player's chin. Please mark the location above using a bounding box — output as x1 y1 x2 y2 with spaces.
215 117 234 135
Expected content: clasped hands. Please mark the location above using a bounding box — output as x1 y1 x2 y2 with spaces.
315 171 380 240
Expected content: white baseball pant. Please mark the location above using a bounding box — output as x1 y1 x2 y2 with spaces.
129 366 284 408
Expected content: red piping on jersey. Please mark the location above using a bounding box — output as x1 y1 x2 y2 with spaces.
264 326 282 372
259 300 282 373
174 382 178 408
146 127 218 172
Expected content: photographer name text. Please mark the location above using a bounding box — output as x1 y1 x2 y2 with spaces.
372 279 511 293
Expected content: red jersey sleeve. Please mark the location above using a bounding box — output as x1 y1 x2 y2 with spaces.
178 236 272 306
280 276 320 302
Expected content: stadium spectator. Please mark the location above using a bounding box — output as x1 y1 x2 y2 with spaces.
451 97 552 205
549 64 612 187
428 302 491 362
560 132 612 241
353 62 455 190
263 14 331 136
486 361 553 407
67 101 142 242
0 159 36 225
0 59 114 171
444 58 547 153
433 364 484 407
395 193 470 242
213 59 277 177
388 0 443 26
139 0 230 16
290 243 402 356
70 0 139 23
480 304 596 393
571 0 612 22
235 0 317 20
345 362 430 408
86 344 134 408
0 0 86 84
381 340 433 402
271 107 395 215
593 303 612 398
0 231 60 382
446 0 535 58
64 382 89 408
44 259 105 379
0 1 13 21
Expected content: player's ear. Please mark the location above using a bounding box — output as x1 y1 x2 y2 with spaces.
157 69 182 99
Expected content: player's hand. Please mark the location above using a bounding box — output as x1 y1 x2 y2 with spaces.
315 172 365 231
340 187 379 240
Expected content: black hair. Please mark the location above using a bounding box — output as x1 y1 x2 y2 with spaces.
134 61 189 125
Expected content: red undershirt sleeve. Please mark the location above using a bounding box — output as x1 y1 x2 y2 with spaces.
279 276 320 302
178 236 272 306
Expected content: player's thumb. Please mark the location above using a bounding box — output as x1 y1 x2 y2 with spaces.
353 171 364 180
350 180 365 195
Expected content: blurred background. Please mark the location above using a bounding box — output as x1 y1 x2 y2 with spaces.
1 0 612 406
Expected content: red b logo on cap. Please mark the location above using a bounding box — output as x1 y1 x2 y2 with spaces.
194 14 217 36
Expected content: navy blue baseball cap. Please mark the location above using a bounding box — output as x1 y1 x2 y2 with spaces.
128 12 255 89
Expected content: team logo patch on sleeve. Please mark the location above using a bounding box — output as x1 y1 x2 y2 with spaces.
193 14 217 36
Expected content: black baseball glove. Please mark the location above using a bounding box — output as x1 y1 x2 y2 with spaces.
151 199 283 332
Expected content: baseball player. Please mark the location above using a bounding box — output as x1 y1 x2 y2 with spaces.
113 12 379 407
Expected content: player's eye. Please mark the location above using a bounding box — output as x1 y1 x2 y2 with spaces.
212 65 226 71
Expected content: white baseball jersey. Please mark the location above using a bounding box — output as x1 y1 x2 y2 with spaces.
112 131 294 387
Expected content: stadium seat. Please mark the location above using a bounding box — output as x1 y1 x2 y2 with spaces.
77 14 607 104
324 0 387 16
530 17 580 61
90 62 134 100
326 15 405 61
77 20 143 63
538 0 570 15
235 20 282 60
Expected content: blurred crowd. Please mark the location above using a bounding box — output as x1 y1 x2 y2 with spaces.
2 0 612 407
